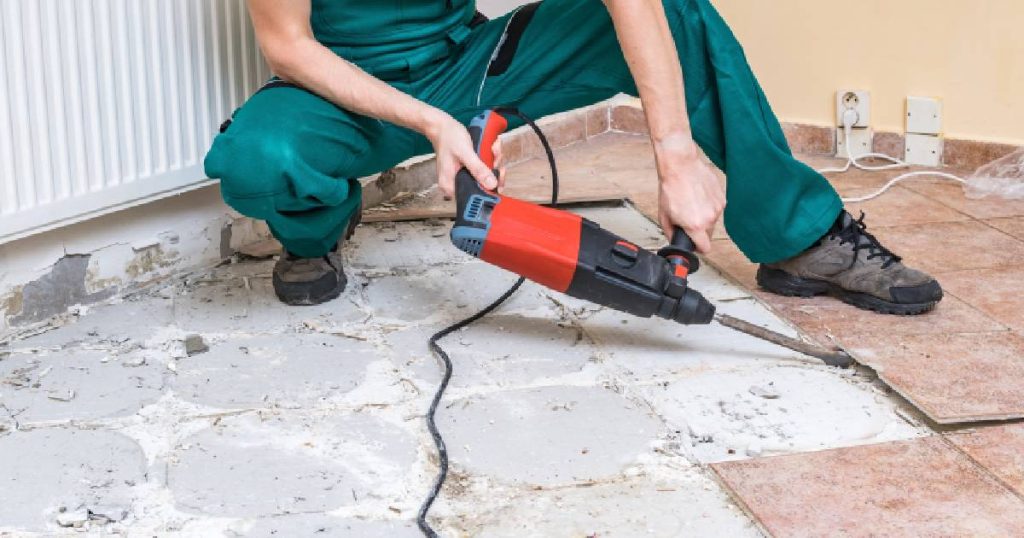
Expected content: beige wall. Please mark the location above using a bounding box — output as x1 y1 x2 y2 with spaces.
713 0 1024 145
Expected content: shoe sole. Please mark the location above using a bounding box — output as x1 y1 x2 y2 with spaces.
273 271 347 306
756 266 938 316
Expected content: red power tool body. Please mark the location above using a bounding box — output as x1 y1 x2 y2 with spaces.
451 110 716 325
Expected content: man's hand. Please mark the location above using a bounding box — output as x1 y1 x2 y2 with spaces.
603 1 724 251
655 134 725 253
426 113 504 199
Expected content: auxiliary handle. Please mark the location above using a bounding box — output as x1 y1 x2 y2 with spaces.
658 227 701 276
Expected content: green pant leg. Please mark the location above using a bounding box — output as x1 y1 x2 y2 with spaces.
455 0 841 263
204 84 421 258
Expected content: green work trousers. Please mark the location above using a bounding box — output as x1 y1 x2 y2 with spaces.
204 0 843 262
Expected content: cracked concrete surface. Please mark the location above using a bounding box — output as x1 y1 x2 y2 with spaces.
0 205 924 536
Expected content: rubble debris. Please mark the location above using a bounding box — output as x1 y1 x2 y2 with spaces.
56 507 90 528
748 383 780 399
46 389 76 402
123 356 147 368
184 334 209 356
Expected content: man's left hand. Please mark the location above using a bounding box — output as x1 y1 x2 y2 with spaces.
655 134 725 254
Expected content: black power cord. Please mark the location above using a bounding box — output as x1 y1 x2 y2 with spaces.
417 108 559 537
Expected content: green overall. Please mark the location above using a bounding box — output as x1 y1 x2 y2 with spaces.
204 0 843 262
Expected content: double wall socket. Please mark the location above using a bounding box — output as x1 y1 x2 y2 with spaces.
836 90 871 128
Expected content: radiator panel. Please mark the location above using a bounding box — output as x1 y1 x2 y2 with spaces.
0 0 269 243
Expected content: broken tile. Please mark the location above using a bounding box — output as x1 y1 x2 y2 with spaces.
388 313 600 390
947 423 1024 497
447 470 758 537
713 437 1024 537
844 331 1024 423
941 265 1024 333
519 112 587 157
580 298 808 381
347 221 465 269
641 365 921 463
873 220 1024 274
610 105 648 134
439 385 662 486
241 515 420 538
0 429 144 531
585 106 610 138
172 334 378 409
169 412 417 518
0 349 165 422
16 293 174 349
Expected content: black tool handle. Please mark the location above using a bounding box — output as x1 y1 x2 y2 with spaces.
657 227 701 275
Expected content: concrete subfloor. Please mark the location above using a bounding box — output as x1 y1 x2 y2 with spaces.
0 206 924 536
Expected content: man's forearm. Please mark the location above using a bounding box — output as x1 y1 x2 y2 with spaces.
247 0 444 138
272 39 445 137
604 1 693 149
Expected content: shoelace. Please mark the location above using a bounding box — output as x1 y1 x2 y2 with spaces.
830 212 902 269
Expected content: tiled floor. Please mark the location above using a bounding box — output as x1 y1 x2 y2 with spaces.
712 437 1024 537
370 131 1024 425
384 130 1024 535
700 160 1024 425
1 206 925 535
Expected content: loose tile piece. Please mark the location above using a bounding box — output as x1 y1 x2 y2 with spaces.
0 429 145 531
713 437 1024 537
844 331 1024 423
947 423 1024 497
439 385 661 486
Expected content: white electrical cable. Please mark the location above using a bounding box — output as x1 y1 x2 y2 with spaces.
824 110 967 203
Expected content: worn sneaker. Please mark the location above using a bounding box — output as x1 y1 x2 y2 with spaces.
272 213 360 306
757 211 942 315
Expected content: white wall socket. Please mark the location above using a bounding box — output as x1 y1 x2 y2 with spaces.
836 90 871 128
836 127 873 159
906 96 942 135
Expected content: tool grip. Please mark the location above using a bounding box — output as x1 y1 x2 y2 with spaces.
468 110 508 169
656 227 701 275
671 228 698 254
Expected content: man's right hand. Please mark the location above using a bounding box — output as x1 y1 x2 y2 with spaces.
426 112 502 199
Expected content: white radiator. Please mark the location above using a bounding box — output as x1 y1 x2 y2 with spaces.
0 0 270 244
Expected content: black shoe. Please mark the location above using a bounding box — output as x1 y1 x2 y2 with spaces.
271 213 360 306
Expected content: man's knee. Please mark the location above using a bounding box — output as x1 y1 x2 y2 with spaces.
204 128 311 218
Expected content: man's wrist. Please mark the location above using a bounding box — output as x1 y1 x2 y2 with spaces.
653 130 700 160
415 107 449 142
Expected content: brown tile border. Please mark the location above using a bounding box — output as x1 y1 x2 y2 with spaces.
781 123 835 155
944 138 1021 170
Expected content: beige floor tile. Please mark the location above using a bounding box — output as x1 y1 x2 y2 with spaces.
713 437 1024 537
